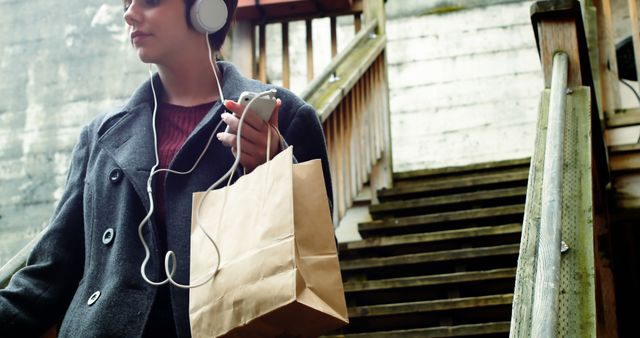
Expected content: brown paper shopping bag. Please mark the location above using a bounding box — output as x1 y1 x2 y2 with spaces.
189 147 348 338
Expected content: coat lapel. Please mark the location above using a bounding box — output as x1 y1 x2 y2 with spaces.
96 77 159 210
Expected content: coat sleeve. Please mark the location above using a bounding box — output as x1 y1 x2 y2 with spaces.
282 103 334 216
0 126 89 336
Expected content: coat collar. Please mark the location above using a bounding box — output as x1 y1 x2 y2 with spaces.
96 62 261 209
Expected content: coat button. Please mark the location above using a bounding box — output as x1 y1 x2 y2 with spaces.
109 168 123 183
102 228 115 245
87 291 101 306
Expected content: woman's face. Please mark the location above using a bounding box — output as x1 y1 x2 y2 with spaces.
123 0 202 64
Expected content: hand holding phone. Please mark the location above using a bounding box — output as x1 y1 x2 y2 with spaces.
218 90 282 172
237 90 277 121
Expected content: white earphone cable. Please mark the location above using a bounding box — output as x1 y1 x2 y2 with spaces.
138 33 275 288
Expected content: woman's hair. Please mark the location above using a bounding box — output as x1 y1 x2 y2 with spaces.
184 0 238 50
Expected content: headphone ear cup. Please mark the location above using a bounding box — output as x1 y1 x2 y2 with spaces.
190 0 228 34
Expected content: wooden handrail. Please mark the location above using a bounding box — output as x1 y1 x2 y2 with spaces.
300 18 377 102
511 1 617 336
530 51 569 338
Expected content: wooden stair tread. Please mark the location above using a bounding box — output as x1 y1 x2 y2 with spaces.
379 170 529 198
610 144 640 173
608 108 640 128
341 244 520 271
370 186 527 215
359 204 525 233
347 294 514 317
343 268 516 293
341 223 521 252
323 321 511 338
394 157 530 180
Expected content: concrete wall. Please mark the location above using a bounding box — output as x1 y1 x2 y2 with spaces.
386 0 544 172
0 2 146 266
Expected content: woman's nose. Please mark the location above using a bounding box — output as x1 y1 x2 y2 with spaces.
123 2 140 27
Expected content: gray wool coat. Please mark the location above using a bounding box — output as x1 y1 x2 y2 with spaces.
0 62 333 337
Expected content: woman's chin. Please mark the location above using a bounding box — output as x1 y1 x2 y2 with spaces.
136 50 158 64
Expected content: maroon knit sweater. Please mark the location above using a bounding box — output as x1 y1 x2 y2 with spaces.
154 101 214 226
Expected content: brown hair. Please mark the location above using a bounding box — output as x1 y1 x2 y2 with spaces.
184 0 238 50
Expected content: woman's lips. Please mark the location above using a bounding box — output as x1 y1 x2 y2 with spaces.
131 31 151 44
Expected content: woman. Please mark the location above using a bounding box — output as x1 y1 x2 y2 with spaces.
0 0 332 336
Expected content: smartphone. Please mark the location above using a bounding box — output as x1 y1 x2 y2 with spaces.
237 90 277 122
224 89 277 133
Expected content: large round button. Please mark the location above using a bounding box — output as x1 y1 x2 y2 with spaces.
102 228 115 245
109 168 123 184
87 291 101 306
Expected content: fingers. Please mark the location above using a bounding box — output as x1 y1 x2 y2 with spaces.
223 100 268 132
268 99 281 126
217 97 283 173
215 132 264 172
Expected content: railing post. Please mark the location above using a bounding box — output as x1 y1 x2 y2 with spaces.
591 0 621 118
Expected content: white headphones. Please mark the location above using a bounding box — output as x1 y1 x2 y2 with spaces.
190 0 228 34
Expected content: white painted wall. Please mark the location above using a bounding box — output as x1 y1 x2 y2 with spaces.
386 0 544 172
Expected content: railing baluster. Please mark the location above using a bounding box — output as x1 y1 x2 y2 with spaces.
343 95 353 208
365 69 373 169
306 19 314 82
335 105 345 218
358 79 367 183
372 58 381 160
354 14 361 33
330 16 338 58
282 22 290 88
258 23 267 83
350 86 361 194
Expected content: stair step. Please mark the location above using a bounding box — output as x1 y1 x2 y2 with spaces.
359 204 525 237
610 143 640 173
344 268 516 293
379 170 529 202
324 321 510 338
394 157 530 181
341 244 520 272
348 294 513 318
370 186 527 219
340 223 521 257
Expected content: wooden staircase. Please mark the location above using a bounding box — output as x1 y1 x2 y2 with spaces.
329 158 531 337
